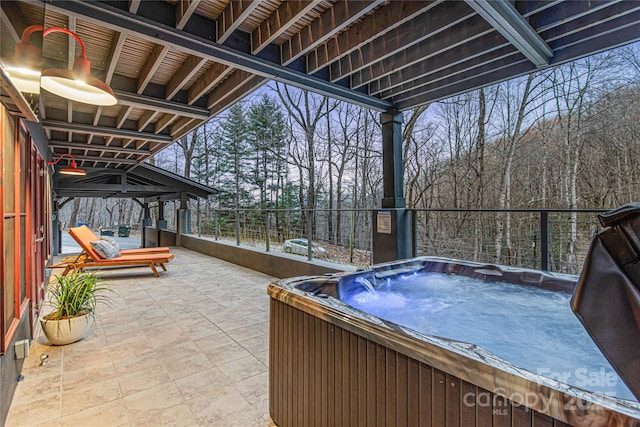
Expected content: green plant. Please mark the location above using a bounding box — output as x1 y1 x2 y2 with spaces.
43 272 111 321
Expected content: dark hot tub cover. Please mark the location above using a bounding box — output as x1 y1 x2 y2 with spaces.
571 202 640 401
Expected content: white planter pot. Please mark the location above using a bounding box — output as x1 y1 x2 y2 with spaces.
40 312 93 345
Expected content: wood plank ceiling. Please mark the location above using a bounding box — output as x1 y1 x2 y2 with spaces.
1 0 640 170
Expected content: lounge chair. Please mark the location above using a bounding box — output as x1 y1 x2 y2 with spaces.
68 225 171 255
52 226 174 277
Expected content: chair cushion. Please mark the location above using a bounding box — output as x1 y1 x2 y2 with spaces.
100 236 121 252
90 240 121 260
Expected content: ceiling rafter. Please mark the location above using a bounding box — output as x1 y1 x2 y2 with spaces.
351 16 495 90
137 44 170 94
53 154 139 164
176 0 201 30
114 90 209 120
251 0 321 54
281 0 385 66
166 55 208 100
49 140 150 155
185 1 260 104
373 40 514 99
43 120 173 143
306 0 440 74
138 110 160 132
330 1 475 83
155 114 180 134
217 0 260 44
206 0 380 111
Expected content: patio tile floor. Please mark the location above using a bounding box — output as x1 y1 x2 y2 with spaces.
6 247 275 426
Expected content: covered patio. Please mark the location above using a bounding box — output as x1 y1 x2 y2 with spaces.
7 247 273 426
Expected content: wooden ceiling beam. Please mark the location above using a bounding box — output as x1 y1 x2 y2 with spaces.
380 48 520 101
252 0 321 54
217 0 260 44
49 140 151 155
209 75 267 117
155 114 179 134
116 105 133 129
138 110 160 132
306 0 440 74
137 44 170 94
281 0 384 66
373 39 514 98
115 90 209 119
166 55 208 100
170 117 197 138
129 0 141 14
350 16 494 89
54 154 140 165
394 57 532 110
176 0 201 30
187 62 231 105
330 1 474 83
206 69 255 109
43 120 173 143
91 31 126 135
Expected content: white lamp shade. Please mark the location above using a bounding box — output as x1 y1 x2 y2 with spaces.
3 65 41 94
41 69 117 106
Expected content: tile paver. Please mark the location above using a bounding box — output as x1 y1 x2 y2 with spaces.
6 247 274 426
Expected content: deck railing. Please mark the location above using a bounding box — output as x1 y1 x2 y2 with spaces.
192 207 608 274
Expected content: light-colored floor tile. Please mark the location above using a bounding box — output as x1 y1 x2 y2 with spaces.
129 403 198 427
174 367 231 401
162 351 213 380
187 388 257 426
122 382 185 420
118 365 172 396
218 355 268 384
60 399 129 427
61 377 122 416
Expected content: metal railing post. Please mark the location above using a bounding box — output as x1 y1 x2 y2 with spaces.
197 207 201 237
307 210 313 261
411 209 418 257
265 211 270 252
236 209 240 246
214 210 219 241
540 211 549 271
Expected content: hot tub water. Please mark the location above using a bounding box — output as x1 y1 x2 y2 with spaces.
342 272 635 401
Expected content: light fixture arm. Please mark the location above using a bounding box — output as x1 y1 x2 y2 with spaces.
20 25 87 59
48 153 78 168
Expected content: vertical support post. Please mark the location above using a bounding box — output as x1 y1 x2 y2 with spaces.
157 201 167 247
373 110 412 263
157 201 167 229
141 202 152 248
176 193 190 246
540 211 549 271
52 200 60 256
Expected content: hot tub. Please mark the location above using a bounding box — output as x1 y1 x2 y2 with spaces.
267 257 640 426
